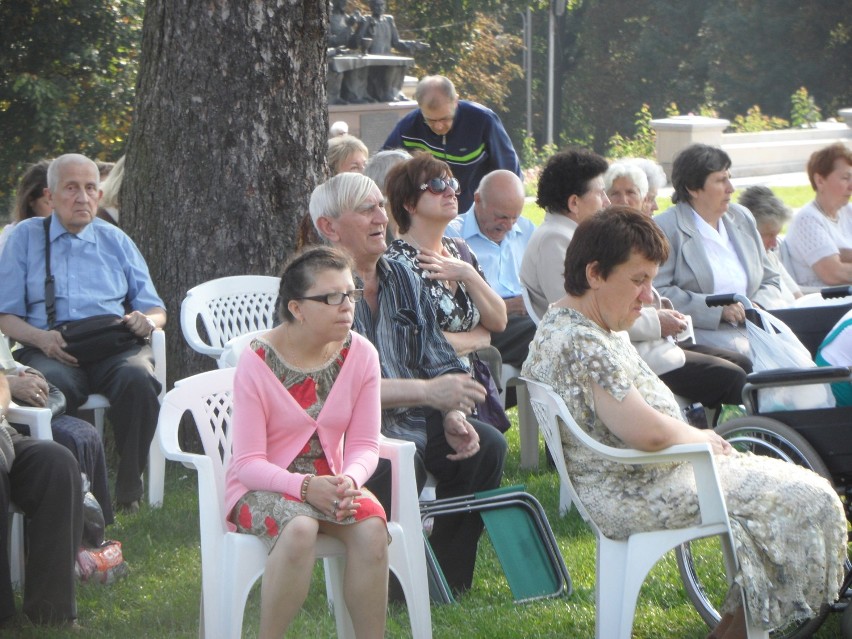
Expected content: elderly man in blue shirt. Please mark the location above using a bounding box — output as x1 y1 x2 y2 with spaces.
446 170 537 389
0 154 166 513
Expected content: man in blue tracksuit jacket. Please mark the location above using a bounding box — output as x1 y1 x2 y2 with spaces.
381 75 522 211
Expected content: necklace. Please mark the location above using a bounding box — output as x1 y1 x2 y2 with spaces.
814 199 840 224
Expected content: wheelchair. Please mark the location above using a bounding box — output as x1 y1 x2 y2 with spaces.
676 288 852 639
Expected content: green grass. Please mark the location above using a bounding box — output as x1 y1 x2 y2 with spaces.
521 185 815 228
10 408 844 638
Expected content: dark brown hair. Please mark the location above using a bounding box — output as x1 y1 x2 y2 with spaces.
563 206 670 296
383 151 453 234
278 246 353 322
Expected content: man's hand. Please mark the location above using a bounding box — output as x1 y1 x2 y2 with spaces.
443 410 480 460
123 311 155 338
503 295 527 317
35 330 78 366
657 308 687 338
7 370 50 407
428 373 486 414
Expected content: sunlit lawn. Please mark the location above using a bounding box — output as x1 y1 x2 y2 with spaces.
10 408 844 638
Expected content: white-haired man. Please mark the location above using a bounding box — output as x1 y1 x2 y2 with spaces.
310 171 507 595
0 153 166 513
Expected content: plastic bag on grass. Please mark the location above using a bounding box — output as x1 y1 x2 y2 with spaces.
76 541 129 585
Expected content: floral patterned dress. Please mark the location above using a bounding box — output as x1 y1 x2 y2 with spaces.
522 307 847 630
385 237 482 333
230 334 386 545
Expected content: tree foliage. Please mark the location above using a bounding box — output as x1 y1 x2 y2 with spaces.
515 0 852 154
0 0 143 213
379 0 523 110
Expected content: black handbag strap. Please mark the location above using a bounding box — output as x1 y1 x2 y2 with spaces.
450 236 474 266
43 215 56 329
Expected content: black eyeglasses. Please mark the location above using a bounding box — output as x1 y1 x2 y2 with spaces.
420 177 460 195
297 289 364 305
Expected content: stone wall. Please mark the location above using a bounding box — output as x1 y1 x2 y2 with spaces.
651 112 852 181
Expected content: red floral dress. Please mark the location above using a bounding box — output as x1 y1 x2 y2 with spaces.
230 334 386 543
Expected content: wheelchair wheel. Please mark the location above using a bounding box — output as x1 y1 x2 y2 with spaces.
676 415 832 638
714 416 831 481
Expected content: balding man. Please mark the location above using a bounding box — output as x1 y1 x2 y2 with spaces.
446 170 536 379
0 153 166 513
381 75 521 211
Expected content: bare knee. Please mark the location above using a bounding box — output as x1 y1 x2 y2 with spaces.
353 518 388 565
273 516 319 560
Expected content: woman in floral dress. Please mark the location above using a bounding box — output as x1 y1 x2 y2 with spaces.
224 246 388 639
522 207 846 638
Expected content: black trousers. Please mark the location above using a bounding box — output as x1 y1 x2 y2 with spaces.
490 314 537 369
366 411 507 594
16 343 161 503
659 343 753 409
0 435 83 624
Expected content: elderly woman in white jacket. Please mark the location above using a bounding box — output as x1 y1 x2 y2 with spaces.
654 145 784 357
604 161 752 416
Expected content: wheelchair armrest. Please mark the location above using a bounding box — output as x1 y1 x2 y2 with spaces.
745 366 852 387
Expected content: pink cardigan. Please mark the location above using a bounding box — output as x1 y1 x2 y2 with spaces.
224 331 382 530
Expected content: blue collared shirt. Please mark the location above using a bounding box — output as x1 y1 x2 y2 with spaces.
446 207 535 298
0 215 165 329
353 257 467 452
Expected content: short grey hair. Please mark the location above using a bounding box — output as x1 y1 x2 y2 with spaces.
364 149 410 194
47 153 99 193
624 157 668 191
604 162 649 200
309 172 379 238
738 185 792 227
415 75 457 109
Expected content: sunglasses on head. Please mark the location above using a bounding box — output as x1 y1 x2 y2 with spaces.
419 177 460 195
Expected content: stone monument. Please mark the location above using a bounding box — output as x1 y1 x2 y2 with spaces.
327 0 429 105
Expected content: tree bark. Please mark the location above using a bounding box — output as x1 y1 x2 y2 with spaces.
122 1 328 384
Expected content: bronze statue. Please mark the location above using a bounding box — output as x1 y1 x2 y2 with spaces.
328 0 428 104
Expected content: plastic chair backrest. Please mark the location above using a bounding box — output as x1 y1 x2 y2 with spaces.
171 370 235 519
521 286 541 325
181 276 280 359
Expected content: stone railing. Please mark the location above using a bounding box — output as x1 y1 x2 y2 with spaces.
651 111 852 180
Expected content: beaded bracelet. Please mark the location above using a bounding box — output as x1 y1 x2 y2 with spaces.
300 474 315 502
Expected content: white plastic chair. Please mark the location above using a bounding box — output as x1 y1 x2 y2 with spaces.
180 275 280 366
6 403 53 591
78 328 168 507
522 377 768 639
521 285 541 325
157 368 432 639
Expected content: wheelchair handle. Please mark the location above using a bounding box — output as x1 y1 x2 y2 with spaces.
705 293 752 309
820 285 852 299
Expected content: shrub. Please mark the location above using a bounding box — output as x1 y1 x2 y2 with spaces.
730 105 789 133
790 87 822 128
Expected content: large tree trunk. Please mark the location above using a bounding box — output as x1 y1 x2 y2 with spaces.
122 1 328 384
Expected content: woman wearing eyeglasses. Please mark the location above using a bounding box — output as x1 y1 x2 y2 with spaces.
224 245 389 639
383 153 507 356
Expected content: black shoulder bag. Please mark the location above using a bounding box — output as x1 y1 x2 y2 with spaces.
43 216 142 365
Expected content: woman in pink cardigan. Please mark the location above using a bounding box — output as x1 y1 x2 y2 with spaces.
224 246 388 639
